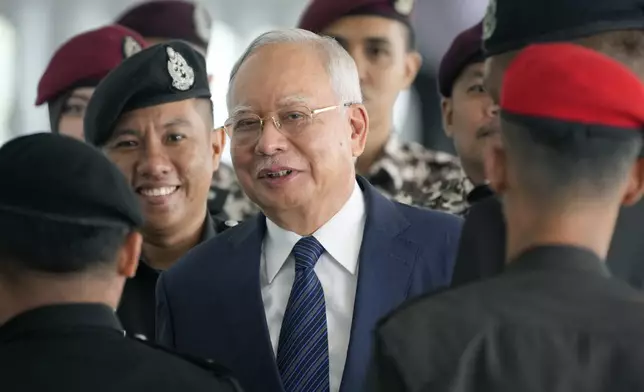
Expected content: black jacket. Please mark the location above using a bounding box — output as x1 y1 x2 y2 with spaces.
117 214 237 340
372 246 644 391
1 304 242 392
451 195 644 290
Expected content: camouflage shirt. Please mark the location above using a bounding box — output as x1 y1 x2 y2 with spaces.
365 136 472 215
209 163 260 222
208 136 473 221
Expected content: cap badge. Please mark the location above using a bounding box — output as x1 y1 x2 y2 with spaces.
166 46 195 91
394 0 414 15
482 0 497 41
122 36 142 59
193 3 212 44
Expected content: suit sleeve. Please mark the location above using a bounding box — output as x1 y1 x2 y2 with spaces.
156 272 176 348
367 330 409 392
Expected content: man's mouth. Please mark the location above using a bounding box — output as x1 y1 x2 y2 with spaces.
476 128 498 139
265 170 292 178
137 186 179 197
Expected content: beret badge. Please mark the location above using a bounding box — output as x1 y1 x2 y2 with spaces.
166 46 195 91
394 0 414 16
122 36 142 59
482 0 497 41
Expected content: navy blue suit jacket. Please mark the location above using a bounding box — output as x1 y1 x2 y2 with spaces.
156 177 463 392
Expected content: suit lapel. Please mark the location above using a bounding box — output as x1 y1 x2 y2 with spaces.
340 177 418 392
223 214 284 392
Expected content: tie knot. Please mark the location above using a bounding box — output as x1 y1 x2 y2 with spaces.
292 236 324 270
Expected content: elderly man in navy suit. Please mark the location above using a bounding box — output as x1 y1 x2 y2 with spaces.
156 28 463 392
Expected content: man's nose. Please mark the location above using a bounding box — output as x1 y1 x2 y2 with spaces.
254 118 288 156
136 140 173 178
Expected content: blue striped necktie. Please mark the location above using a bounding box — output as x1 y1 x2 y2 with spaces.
276 236 330 392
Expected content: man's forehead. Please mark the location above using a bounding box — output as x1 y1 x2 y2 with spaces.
322 14 404 42
462 62 486 79
116 100 195 123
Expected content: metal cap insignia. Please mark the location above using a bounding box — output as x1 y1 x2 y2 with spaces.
193 3 212 44
482 0 497 41
166 46 195 91
394 0 414 16
122 36 142 59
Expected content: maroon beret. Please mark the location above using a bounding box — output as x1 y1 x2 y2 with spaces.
36 25 147 106
116 0 212 51
298 0 415 33
438 21 484 98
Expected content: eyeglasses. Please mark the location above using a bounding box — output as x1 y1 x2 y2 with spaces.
221 102 356 145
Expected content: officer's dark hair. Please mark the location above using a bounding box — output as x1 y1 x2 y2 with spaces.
500 117 643 203
0 211 132 275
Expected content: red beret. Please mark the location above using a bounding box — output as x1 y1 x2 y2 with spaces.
36 25 147 106
298 0 415 34
502 43 644 130
116 0 212 51
438 21 483 97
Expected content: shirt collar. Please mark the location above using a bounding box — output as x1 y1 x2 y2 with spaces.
264 180 366 284
0 304 123 343
506 245 610 277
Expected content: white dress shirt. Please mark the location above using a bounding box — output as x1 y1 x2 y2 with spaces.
260 181 366 392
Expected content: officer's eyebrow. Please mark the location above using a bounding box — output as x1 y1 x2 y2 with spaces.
68 93 91 102
163 117 192 129
110 128 141 138
364 36 392 47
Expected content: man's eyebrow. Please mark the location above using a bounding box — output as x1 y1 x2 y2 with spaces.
229 105 255 117
109 128 140 140
364 36 391 47
163 117 192 128
68 93 91 102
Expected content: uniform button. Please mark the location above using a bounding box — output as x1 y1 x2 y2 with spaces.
225 220 238 228
209 190 217 200
134 334 148 341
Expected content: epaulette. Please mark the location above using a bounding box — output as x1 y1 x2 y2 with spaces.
214 217 239 233
128 334 243 391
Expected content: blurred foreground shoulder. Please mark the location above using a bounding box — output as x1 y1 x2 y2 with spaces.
129 335 244 391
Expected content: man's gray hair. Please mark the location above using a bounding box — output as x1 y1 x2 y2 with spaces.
227 28 362 109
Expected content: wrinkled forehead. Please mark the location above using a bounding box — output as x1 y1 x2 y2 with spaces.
229 43 336 111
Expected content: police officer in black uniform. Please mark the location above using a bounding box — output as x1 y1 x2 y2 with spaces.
84 40 237 340
0 133 241 392
451 0 644 289
370 42 644 391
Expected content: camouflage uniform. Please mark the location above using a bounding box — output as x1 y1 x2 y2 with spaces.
366 136 472 215
209 164 260 222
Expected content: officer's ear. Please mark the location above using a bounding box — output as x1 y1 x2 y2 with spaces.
621 157 644 206
441 97 454 137
210 127 226 173
117 231 142 278
402 50 422 89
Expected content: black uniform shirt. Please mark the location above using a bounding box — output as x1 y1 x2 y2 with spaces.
117 214 236 340
371 245 644 392
0 303 242 392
